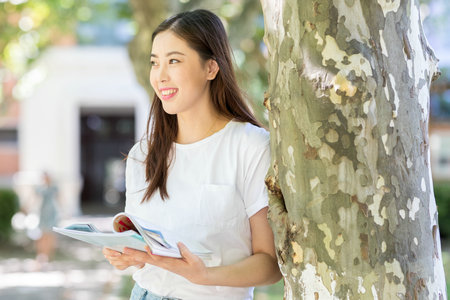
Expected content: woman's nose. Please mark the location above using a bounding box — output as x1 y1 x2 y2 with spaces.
158 64 169 82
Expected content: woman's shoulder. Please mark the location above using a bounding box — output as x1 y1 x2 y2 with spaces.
127 139 148 162
230 121 270 148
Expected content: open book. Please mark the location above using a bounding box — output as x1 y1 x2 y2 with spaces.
53 212 211 258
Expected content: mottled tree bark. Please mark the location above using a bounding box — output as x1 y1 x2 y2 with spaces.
260 0 447 299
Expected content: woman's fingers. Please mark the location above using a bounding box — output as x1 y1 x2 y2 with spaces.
112 263 129 270
117 245 207 284
102 247 121 257
177 242 199 264
103 247 144 270
124 247 148 259
123 247 163 265
103 247 123 263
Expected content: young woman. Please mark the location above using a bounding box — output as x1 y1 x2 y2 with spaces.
103 9 281 300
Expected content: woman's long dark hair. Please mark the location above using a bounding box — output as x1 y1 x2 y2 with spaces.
143 9 262 202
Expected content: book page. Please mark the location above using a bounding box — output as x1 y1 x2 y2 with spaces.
126 213 211 255
53 227 147 253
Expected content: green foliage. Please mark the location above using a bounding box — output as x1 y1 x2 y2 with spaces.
0 0 133 74
435 182 450 238
442 249 450 299
119 275 134 298
1 0 86 73
0 189 19 242
255 280 284 299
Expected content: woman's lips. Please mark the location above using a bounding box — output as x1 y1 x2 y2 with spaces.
159 88 178 101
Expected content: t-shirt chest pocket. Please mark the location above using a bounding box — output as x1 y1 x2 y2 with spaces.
197 184 240 226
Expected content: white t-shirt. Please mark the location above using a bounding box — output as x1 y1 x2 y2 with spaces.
124 120 270 300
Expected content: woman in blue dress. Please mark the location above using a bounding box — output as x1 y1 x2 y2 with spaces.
35 172 59 264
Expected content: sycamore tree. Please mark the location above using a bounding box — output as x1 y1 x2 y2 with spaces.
260 0 447 298
127 0 447 298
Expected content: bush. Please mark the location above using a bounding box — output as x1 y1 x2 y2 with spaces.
434 182 450 239
0 189 19 242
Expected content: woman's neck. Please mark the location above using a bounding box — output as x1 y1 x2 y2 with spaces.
176 112 231 144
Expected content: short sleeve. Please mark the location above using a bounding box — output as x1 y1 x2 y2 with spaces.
124 142 147 215
242 140 271 218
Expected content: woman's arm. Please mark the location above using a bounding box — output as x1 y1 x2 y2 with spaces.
118 207 282 287
201 207 282 286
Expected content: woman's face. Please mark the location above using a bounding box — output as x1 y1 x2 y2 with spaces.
150 30 218 116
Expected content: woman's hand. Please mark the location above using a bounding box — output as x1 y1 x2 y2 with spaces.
104 208 281 287
102 247 145 270
122 242 210 285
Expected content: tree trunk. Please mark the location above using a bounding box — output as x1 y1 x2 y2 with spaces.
260 0 447 299
127 0 169 98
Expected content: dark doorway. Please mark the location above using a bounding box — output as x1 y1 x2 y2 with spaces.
80 107 135 215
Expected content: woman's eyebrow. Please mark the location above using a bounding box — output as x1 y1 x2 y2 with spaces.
150 51 186 58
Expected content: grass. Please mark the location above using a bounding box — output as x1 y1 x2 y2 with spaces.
255 280 284 300
443 247 450 298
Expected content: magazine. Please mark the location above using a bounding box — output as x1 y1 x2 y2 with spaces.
53 212 211 258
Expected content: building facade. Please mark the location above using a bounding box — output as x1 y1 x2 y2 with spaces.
16 46 149 218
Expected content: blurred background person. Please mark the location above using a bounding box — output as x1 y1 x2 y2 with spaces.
34 171 60 266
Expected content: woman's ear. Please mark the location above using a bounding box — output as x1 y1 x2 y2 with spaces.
206 59 219 80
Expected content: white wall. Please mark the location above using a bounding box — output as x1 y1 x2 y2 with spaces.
430 129 450 181
17 46 150 217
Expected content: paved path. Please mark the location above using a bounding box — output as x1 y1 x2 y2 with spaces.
0 215 282 300
0 215 134 300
